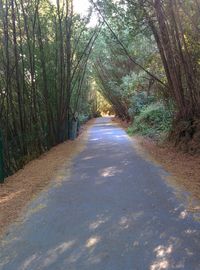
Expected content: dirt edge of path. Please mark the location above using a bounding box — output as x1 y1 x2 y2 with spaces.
0 119 95 238
113 118 200 212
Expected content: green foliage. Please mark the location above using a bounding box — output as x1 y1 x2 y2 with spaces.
78 115 90 127
128 92 156 119
127 103 173 140
0 0 97 175
90 3 163 119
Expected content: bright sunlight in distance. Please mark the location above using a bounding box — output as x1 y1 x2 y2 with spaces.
74 0 99 27
74 0 91 16
50 0 98 27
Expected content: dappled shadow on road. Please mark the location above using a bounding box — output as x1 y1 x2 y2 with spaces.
0 119 200 270
11 203 199 270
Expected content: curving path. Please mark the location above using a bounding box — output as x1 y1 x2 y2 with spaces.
0 117 200 270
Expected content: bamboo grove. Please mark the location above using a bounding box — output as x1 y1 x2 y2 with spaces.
0 0 99 176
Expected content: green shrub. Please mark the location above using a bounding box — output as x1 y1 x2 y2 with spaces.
127 103 173 139
79 114 90 125
128 92 156 119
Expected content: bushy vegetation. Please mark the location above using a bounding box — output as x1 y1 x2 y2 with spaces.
127 103 173 140
128 91 156 120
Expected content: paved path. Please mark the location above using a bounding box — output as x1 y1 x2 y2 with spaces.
0 117 200 270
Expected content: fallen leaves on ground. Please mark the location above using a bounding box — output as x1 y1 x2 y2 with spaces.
0 120 94 238
135 136 200 207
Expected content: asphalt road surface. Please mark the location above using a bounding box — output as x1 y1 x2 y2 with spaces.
0 117 200 270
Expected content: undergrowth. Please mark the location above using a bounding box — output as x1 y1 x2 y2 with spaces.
127 103 173 140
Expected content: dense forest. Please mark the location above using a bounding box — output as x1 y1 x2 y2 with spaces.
0 0 200 181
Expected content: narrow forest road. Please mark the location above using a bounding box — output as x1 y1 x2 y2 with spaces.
0 117 200 270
